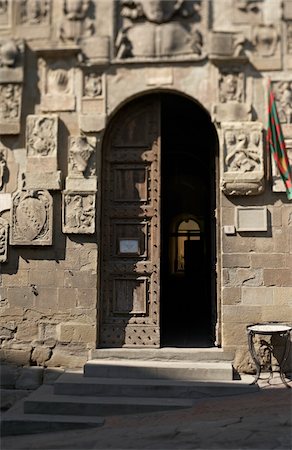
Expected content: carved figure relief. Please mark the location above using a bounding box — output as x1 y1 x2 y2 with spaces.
68 136 96 178
60 0 95 42
116 0 205 59
288 23 292 54
272 81 292 124
26 115 57 157
63 191 95 234
0 0 10 28
221 122 264 196
252 25 278 57
10 190 53 245
0 39 20 67
0 84 21 120
236 0 262 13
224 130 261 173
0 217 8 262
38 59 75 112
272 139 292 193
19 0 50 24
84 73 102 97
219 71 244 103
210 32 247 61
0 146 7 190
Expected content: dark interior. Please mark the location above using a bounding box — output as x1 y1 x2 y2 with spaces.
160 93 218 347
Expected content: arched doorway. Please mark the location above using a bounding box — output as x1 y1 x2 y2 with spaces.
99 92 218 348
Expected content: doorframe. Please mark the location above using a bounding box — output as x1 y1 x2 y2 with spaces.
96 90 222 349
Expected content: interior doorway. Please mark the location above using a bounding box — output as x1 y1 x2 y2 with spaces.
160 94 217 347
99 92 218 348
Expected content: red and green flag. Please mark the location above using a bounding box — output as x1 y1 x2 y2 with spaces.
267 79 292 200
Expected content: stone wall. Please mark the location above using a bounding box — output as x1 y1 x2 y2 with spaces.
0 0 291 372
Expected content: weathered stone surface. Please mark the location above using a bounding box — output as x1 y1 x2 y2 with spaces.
223 268 263 287
233 347 256 374
241 287 273 305
223 305 262 323
263 269 292 287
57 322 96 344
0 364 19 388
0 348 31 366
15 321 38 341
43 367 64 385
0 389 31 411
222 287 241 305
15 367 43 389
31 346 52 366
45 348 88 369
222 254 250 268
250 253 286 269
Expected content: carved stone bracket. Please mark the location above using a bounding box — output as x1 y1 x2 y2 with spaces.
15 0 51 39
209 32 249 65
248 24 282 70
0 0 12 30
25 114 61 190
285 21 292 69
0 217 9 262
10 190 53 245
212 68 252 122
79 70 106 132
0 39 25 135
38 57 76 112
233 0 263 24
220 122 265 196
66 135 97 191
62 191 96 234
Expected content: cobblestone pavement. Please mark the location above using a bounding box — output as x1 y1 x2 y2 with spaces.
2 378 292 450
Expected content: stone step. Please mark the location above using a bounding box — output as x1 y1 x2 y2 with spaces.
1 408 104 436
23 385 193 417
54 372 258 399
84 359 233 381
90 347 234 362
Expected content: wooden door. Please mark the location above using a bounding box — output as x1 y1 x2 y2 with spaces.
100 97 161 347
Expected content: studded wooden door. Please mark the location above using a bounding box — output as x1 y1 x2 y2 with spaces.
100 97 161 347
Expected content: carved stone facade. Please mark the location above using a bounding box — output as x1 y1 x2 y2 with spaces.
0 0 291 375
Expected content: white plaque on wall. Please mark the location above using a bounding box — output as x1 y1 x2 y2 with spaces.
235 206 268 232
119 238 139 254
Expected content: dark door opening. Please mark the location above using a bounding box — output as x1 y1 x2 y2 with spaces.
160 94 217 348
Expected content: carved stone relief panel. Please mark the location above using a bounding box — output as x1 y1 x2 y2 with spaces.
0 0 12 29
220 122 265 196
271 81 292 125
212 68 251 122
15 0 51 39
209 31 248 63
66 136 97 191
10 189 53 245
0 217 8 262
286 22 292 69
233 0 263 24
79 71 106 133
0 39 24 82
38 58 76 112
62 191 95 234
283 0 292 20
115 0 207 60
26 114 61 190
249 24 281 70
0 140 19 194
0 83 22 134
59 0 95 42
0 143 7 191
272 138 292 193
